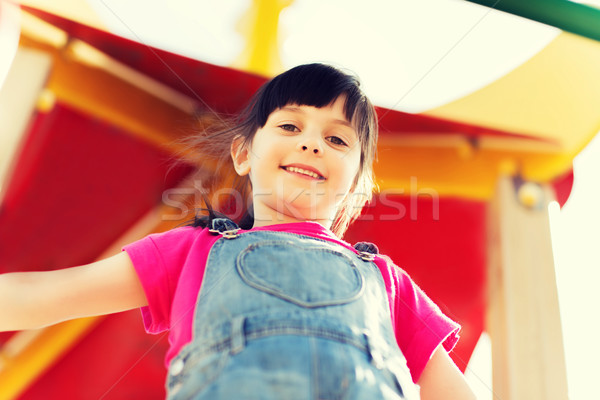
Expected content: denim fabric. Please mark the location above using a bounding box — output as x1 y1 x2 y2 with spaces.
166 225 419 399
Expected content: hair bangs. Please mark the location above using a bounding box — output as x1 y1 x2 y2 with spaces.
254 64 364 129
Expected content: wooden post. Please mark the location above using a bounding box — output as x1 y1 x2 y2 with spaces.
0 47 52 199
486 175 568 399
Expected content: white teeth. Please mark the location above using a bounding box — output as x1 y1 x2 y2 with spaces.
285 166 322 179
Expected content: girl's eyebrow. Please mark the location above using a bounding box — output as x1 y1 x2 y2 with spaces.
279 106 353 128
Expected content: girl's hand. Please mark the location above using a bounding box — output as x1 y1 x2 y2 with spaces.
418 345 477 399
0 252 147 332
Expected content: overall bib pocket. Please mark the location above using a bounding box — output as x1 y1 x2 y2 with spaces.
236 240 364 308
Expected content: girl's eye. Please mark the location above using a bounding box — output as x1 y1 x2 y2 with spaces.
327 136 348 146
279 124 299 132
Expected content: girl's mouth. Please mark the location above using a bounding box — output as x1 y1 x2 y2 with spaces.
281 166 325 180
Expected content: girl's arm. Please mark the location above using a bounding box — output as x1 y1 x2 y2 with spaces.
418 345 477 400
0 252 147 332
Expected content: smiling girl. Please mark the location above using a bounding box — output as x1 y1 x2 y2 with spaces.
0 64 475 399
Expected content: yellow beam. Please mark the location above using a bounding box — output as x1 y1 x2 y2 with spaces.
18 22 198 156
18 12 227 170
375 134 570 200
0 317 102 400
234 0 293 76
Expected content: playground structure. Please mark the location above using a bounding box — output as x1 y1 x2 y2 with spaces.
1 1 600 399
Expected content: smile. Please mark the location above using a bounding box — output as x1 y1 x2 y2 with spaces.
281 166 325 180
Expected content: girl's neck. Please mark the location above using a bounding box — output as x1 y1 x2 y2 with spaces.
250 204 333 231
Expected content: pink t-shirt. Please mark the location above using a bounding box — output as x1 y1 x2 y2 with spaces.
123 222 459 383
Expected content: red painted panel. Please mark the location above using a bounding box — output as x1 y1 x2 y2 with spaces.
552 168 574 208
0 103 193 272
0 103 191 396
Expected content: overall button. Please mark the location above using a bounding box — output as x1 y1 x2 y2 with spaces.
170 358 185 376
358 251 375 262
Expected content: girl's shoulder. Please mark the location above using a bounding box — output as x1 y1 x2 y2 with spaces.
124 224 215 256
146 224 210 241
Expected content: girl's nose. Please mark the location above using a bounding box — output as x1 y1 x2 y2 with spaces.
298 136 323 155
301 145 319 154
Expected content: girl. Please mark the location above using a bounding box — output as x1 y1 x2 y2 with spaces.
0 64 475 399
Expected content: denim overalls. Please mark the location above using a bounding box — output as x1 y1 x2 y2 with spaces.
166 219 419 399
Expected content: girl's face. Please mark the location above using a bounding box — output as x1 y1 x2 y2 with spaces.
232 96 361 229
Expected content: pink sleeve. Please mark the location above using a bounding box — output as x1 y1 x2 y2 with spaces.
376 256 460 383
122 226 195 334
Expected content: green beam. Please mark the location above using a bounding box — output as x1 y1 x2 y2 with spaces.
466 0 600 42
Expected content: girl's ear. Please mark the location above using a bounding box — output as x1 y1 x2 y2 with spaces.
231 136 251 176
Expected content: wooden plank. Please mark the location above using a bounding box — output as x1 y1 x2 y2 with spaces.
0 1 20 89
486 175 568 399
0 47 52 202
